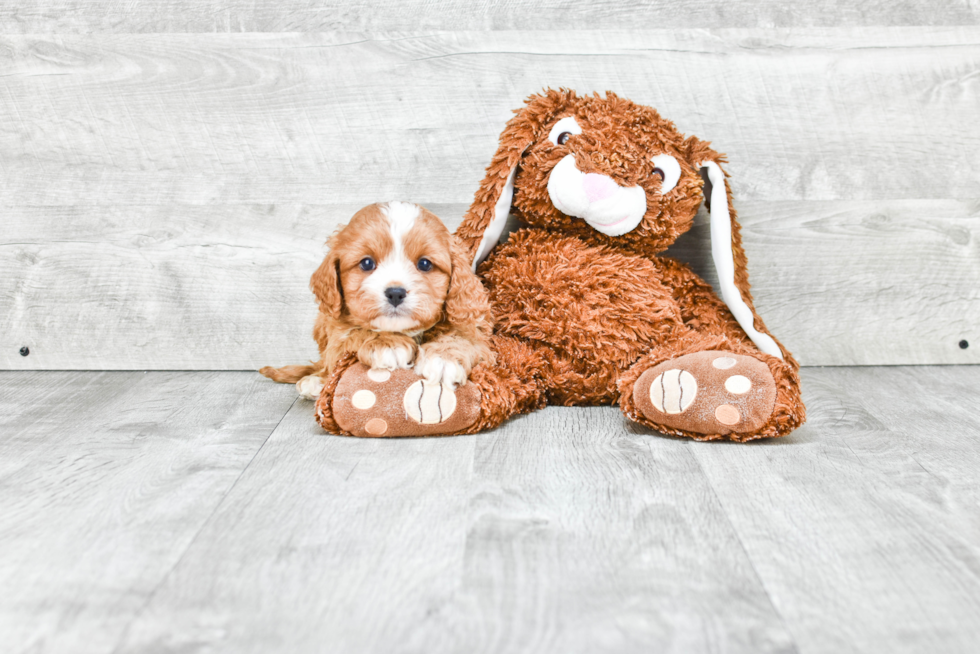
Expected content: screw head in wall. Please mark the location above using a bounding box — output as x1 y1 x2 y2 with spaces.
19 346 30 356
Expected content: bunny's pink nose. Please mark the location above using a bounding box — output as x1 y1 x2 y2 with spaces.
582 173 619 203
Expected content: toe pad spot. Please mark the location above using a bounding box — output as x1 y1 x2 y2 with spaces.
367 369 391 383
364 418 388 435
351 389 377 409
715 404 741 425
724 375 752 394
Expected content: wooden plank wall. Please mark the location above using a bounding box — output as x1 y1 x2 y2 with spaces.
0 20 978 369
2 2 979 31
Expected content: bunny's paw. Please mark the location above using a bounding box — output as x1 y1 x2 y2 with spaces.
632 351 777 437
319 363 481 437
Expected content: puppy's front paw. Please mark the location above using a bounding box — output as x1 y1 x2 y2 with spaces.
415 348 467 388
362 343 415 371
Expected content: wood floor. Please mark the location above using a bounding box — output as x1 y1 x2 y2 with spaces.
2 366 978 653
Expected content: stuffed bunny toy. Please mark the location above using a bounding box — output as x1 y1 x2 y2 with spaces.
316 89 805 441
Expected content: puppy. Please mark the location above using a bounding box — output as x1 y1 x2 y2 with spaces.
261 201 493 400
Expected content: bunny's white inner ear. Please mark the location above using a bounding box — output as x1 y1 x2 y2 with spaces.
699 161 783 360
472 164 519 272
651 154 681 193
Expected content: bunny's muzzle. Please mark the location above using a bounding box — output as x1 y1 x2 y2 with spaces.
546 155 648 236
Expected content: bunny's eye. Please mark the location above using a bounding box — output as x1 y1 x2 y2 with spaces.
359 257 375 272
548 116 582 146
417 258 433 272
650 154 681 193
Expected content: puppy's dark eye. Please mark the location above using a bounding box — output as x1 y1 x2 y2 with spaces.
417 258 433 272
557 132 572 146
652 167 665 181
359 257 375 272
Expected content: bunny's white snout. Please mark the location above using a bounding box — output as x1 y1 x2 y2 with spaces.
546 155 647 237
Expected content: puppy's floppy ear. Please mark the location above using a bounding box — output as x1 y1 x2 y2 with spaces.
685 136 788 362
445 235 493 334
456 88 578 271
310 247 343 320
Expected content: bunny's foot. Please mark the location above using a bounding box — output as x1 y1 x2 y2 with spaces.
316 362 482 437
629 350 781 440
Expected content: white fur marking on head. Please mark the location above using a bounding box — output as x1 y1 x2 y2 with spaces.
700 161 783 359
473 165 518 271
651 154 681 194
547 155 647 237
367 202 423 329
381 201 420 243
548 116 582 145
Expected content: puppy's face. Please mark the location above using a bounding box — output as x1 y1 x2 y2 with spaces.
328 202 452 332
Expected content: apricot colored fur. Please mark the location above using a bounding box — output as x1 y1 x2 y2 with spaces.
261 203 492 390
448 89 805 441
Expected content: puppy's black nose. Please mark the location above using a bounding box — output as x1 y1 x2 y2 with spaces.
385 286 407 307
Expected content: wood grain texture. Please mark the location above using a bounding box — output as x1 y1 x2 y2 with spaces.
0 371 296 654
690 365 980 653
0 367 972 652
1 199 976 370
0 1 978 33
0 30 978 204
669 199 980 367
1 29 978 370
114 398 797 654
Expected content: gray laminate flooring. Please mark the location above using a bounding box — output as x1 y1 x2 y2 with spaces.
2 367 978 653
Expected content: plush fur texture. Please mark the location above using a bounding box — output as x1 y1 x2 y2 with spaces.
260 202 492 397
449 89 805 441
306 89 805 441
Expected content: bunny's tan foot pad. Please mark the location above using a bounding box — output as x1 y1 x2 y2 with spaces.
633 351 777 436
328 363 481 437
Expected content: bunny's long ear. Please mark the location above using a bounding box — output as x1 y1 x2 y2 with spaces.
687 140 786 361
456 89 578 271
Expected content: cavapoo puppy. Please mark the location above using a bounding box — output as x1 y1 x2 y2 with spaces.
261 201 493 400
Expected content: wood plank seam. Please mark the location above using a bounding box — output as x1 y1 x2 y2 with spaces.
107 394 299 654
685 442 803 652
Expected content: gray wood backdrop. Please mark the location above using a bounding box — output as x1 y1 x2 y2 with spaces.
0 11 978 370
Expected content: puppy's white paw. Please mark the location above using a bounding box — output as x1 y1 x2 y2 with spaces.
365 344 415 371
415 350 467 388
296 374 324 400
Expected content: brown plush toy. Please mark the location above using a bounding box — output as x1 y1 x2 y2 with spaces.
316 89 805 441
